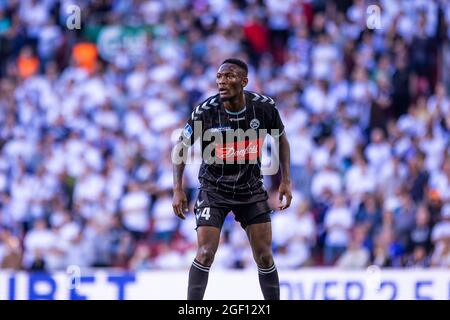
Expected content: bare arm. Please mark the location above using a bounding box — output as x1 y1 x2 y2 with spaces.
279 133 291 183
172 142 189 219
173 157 186 191
277 133 292 210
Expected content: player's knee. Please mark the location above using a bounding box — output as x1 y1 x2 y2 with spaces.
255 251 274 268
196 246 216 266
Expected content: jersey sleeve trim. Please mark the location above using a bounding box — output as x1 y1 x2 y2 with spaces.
190 95 220 120
271 129 285 138
248 91 275 105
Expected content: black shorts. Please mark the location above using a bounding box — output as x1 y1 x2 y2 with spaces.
193 190 272 230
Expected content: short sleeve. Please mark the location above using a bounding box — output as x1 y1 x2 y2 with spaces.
179 116 200 147
179 104 206 147
269 105 285 138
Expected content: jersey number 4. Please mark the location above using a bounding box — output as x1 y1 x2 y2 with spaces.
196 207 211 220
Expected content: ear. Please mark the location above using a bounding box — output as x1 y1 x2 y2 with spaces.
242 76 248 88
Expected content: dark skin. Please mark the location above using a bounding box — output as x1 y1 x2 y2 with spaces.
173 63 292 268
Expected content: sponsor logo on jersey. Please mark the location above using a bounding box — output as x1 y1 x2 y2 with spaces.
209 126 233 132
215 138 264 161
183 123 193 139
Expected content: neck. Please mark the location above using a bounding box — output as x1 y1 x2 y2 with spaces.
223 92 245 112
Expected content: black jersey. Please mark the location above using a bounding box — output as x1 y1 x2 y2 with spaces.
179 90 285 198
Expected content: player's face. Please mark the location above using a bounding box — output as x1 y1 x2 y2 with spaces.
216 64 247 100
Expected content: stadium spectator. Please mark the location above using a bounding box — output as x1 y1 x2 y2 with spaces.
354 193 383 245
323 194 353 265
273 196 316 268
129 243 152 270
336 225 370 269
0 229 22 270
404 245 431 268
430 204 450 267
406 204 433 255
120 180 151 240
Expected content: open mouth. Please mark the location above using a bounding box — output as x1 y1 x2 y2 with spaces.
219 88 229 94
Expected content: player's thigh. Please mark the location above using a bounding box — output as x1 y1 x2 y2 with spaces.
233 200 273 253
245 221 273 252
196 226 221 252
194 192 229 254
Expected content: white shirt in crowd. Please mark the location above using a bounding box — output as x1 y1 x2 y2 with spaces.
335 124 361 160
324 206 353 247
336 247 370 269
272 208 316 268
345 164 377 199
311 168 342 199
365 142 392 172
289 128 314 167
74 171 106 203
151 194 178 234
429 172 450 202
23 227 56 268
120 190 150 233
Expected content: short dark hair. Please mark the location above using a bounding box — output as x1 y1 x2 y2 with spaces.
221 58 248 75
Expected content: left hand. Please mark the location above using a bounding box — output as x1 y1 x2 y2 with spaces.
277 180 292 211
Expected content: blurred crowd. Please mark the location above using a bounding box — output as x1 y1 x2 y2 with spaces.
0 0 450 272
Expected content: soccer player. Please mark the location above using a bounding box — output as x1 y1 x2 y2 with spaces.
172 58 292 300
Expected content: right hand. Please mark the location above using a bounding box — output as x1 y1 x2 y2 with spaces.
172 189 188 220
